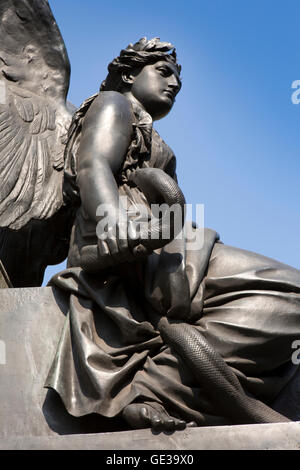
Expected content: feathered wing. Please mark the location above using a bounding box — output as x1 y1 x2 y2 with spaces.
0 0 72 230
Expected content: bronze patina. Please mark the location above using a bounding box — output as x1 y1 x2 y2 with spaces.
0 0 299 432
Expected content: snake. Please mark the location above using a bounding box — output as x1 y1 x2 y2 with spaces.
80 166 290 425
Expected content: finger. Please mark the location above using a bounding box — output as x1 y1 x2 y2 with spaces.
127 220 140 250
104 226 119 257
97 238 110 257
115 223 135 262
97 240 115 268
98 228 129 266
116 232 130 257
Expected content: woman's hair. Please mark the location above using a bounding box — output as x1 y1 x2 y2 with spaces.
100 37 181 92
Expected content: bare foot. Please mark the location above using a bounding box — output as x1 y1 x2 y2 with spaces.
122 402 197 432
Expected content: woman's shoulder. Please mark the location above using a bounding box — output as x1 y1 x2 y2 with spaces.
88 91 133 121
79 91 135 142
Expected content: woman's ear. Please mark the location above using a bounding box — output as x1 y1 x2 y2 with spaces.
121 72 135 85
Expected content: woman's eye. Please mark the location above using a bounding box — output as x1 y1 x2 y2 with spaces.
158 68 169 76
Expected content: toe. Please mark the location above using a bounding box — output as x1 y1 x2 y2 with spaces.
175 419 186 430
140 406 151 425
187 421 198 428
151 414 162 431
164 418 176 432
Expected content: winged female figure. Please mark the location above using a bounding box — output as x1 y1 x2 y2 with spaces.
1 1 300 431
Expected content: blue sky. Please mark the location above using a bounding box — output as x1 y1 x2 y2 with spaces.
44 0 300 283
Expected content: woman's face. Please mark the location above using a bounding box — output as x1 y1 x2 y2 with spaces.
129 60 181 120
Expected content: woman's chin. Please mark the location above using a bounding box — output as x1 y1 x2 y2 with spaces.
150 103 173 121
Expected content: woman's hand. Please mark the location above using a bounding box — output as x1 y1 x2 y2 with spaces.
80 215 152 272
97 217 151 268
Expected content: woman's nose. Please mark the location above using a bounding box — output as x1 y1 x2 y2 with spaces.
168 75 181 94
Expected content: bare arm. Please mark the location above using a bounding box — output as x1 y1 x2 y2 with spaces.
76 91 133 223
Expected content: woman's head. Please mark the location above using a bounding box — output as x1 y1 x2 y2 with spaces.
101 37 182 120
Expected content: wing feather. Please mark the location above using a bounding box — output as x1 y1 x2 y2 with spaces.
13 94 34 122
0 1 72 230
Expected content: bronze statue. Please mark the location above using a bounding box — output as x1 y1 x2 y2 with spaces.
46 40 300 430
0 0 300 432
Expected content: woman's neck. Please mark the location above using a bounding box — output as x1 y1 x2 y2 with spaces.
122 91 145 112
122 91 153 124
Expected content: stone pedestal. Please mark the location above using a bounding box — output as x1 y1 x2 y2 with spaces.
1 421 300 450
0 285 300 450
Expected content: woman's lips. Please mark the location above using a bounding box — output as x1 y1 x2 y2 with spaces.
163 89 175 100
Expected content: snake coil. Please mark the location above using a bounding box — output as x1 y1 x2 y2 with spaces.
81 166 289 424
158 317 290 424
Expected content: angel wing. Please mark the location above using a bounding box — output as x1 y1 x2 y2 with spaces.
0 0 72 230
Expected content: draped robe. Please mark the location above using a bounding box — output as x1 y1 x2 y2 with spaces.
45 95 300 425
